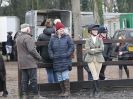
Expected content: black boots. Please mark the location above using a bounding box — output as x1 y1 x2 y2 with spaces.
59 79 70 97
94 80 100 94
2 90 8 97
90 80 100 97
2 81 8 97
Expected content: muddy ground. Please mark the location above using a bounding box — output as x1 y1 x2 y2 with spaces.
1 61 133 99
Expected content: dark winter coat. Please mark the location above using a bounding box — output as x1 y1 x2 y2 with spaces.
6 34 13 46
37 27 55 63
115 43 129 60
48 34 74 72
102 38 112 60
0 54 6 91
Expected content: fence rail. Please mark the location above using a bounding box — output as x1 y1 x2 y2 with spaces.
18 39 133 96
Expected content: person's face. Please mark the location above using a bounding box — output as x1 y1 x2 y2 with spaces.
101 33 107 37
91 29 98 36
57 28 64 35
27 27 31 34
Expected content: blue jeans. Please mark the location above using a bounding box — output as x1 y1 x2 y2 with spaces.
21 68 38 94
46 68 58 83
56 70 69 82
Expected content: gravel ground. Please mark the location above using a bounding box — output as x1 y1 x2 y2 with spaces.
1 61 133 99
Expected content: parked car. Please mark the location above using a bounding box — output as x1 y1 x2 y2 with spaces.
112 29 133 59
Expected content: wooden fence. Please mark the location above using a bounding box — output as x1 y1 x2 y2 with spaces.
18 39 133 96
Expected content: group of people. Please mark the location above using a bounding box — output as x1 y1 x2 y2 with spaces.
0 18 130 98
84 24 111 96
2 31 17 61
15 18 74 99
84 24 130 96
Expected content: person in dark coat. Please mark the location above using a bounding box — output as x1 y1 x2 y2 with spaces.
48 22 74 96
2 42 6 56
6 31 13 61
0 54 8 97
37 19 58 83
13 31 21 61
115 35 129 79
98 26 112 80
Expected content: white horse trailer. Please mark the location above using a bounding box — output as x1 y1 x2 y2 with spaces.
0 16 20 42
25 9 72 40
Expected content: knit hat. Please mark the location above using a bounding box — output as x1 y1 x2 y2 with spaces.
55 22 64 31
21 23 30 29
54 19 61 25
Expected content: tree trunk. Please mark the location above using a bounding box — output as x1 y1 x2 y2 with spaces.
117 0 128 12
104 0 114 12
60 0 71 10
71 0 81 39
93 0 104 25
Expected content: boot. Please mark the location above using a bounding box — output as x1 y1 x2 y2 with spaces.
2 81 8 97
93 80 100 97
119 69 122 79
99 73 105 80
63 79 70 97
125 68 129 78
89 81 95 97
58 81 65 96
2 90 8 97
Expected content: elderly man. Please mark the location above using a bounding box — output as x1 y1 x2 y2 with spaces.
16 23 42 98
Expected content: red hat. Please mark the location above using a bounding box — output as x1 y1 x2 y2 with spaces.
55 22 64 31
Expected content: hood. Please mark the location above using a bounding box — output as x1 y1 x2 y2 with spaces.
43 27 55 36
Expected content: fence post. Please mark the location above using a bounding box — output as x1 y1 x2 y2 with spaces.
18 65 22 98
76 40 84 81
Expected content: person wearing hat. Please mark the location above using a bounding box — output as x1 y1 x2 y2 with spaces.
54 19 61 25
48 22 74 96
84 24 105 96
16 23 42 98
98 26 112 80
37 19 58 83
6 31 13 61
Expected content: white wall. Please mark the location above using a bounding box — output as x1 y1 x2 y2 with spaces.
0 16 20 42
0 17 7 42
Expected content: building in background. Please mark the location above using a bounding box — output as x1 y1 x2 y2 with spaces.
0 16 20 42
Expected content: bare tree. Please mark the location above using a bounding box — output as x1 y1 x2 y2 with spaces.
71 0 81 39
93 0 104 25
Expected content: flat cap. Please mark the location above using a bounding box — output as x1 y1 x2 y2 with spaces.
21 23 30 29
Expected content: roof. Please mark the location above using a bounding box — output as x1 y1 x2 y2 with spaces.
27 9 71 14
